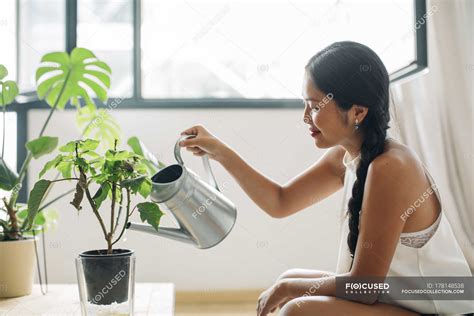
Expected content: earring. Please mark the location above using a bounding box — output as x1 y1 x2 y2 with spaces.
355 119 360 130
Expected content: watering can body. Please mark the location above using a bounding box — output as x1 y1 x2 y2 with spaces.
126 135 237 249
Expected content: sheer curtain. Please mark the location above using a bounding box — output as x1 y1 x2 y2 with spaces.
389 0 473 272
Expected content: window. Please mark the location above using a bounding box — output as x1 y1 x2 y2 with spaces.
0 0 17 81
18 0 65 92
141 0 416 99
78 0 134 97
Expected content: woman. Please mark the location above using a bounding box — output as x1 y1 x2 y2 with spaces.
178 41 472 316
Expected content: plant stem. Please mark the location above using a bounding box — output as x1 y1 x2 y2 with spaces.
113 188 124 234
110 182 116 236
1 83 6 158
75 142 108 249
9 71 71 209
128 205 138 217
111 189 130 246
84 184 108 241
2 197 18 239
50 177 81 183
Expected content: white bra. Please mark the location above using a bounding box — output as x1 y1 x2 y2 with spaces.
342 149 441 248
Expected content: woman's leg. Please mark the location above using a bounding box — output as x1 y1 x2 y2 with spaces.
276 269 336 282
279 296 419 316
273 269 336 311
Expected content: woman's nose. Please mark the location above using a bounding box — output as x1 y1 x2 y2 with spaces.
302 109 311 125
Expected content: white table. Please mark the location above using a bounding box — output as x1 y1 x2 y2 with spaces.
0 283 175 315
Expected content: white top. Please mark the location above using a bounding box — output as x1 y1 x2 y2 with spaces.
336 148 473 314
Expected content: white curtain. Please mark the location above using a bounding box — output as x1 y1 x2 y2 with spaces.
389 0 473 272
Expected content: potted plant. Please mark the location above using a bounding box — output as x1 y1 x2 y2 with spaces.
27 138 164 313
0 47 118 298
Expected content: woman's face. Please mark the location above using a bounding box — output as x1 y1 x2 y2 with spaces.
302 71 349 148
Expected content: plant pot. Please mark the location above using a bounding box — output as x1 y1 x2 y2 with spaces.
76 249 135 315
0 237 36 298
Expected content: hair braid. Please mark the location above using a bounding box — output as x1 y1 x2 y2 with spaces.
347 107 389 261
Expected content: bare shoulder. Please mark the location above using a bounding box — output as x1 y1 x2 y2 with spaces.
369 138 423 183
322 145 347 183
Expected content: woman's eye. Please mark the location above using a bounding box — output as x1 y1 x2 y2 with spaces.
310 106 320 114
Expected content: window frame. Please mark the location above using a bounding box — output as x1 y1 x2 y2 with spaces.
7 0 427 201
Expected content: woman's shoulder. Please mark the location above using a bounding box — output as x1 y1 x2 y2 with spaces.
370 138 424 180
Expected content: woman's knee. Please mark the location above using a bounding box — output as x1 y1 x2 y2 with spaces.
279 296 333 316
279 297 306 316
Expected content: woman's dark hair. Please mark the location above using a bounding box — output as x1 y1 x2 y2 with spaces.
305 41 391 265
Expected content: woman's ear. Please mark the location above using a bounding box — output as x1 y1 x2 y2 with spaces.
352 104 369 124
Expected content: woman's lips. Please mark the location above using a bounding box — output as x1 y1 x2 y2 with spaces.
310 129 321 137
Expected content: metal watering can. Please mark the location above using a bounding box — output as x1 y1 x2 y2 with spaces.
126 135 237 249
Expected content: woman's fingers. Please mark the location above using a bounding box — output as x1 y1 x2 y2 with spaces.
186 146 200 153
185 146 206 156
180 125 200 136
180 137 199 147
180 124 208 137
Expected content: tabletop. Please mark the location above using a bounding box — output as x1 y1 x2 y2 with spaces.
0 283 175 316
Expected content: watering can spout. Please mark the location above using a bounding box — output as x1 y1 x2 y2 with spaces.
126 222 196 246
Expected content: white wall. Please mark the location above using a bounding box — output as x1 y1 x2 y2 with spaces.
28 108 343 291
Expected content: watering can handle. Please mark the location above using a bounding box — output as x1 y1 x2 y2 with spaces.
174 134 220 191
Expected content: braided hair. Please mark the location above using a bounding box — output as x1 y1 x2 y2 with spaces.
305 41 391 263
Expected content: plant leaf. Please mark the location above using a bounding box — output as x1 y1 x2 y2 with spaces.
39 154 63 178
121 175 146 193
57 161 73 178
35 47 111 110
137 202 164 232
81 139 100 151
0 80 19 106
0 64 7 80
138 177 152 198
58 140 77 153
26 179 52 230
0 157 19 191
59 139 99 153
105 150 129 161
93 182 110 209
127 136 163 173
76 107 121 149
26 136 58 159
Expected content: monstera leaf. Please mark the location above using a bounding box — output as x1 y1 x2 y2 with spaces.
36 47 111 109
0 65 7 80
76 106 121 149
0 64 19 107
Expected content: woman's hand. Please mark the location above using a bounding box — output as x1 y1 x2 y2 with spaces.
257 279 293 316
179 125 229 162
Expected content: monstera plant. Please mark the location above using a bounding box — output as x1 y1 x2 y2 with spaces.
0 47 121 298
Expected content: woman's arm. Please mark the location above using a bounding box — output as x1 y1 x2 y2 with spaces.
218 145 346 218
179 125 346 218
217 145 284 217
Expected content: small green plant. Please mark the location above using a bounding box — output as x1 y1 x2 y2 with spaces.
0 47 120 241
27 139 164 254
